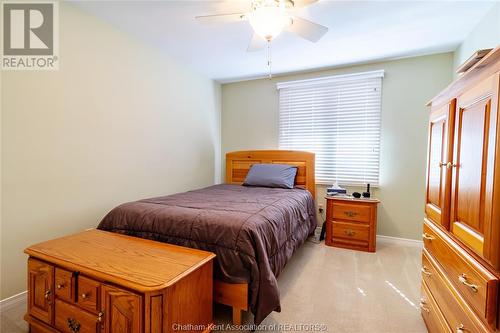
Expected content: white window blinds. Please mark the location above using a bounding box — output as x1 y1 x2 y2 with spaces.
277 70 384 186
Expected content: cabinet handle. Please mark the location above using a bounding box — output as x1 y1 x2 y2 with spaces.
81 293 88 299
419 302 430 313
67 318 81 333
456 324 465 333
422 233 435 241
344 211 358 218
97 311 104 323
44 290 51 304
458 274 478 293
446 162 459 169
421 266 432 277
344 229 356 237
56 283 64 289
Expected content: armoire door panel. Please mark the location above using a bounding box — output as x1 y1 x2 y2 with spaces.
455 99 490 233
451 73 498 261
425 100 455 228
428 120 444 206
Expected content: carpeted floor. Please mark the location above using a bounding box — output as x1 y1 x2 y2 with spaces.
1 238 427 333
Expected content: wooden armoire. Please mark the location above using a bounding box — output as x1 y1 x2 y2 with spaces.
422 46 500 333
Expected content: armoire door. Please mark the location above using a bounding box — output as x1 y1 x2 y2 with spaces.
101 284 142 333
425 100 455 228
451 73 499 264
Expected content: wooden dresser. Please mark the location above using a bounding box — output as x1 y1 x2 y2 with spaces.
325 196 379 252
421 46 500 333
24 230 215 333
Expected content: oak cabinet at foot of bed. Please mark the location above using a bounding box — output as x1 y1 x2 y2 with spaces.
25 230 215 333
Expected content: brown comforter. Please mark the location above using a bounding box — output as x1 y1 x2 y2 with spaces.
97 184 317 324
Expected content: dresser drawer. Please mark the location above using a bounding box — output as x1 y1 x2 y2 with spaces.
423 219 498 325
55 268 74 303
331 203 371 223
55 299 99 333
77 276 100 313
422 249 491 332
420 282 452 333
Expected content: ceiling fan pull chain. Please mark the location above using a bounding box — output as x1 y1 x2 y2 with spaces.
267 40 272 79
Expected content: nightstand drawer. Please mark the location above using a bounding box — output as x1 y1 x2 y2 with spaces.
332 221 370 242
332 203 371 223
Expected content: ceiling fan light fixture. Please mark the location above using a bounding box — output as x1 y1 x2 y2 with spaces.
248 4 289 41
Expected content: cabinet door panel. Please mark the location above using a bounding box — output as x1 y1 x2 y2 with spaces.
425 101 455 228
455 99 490 233
451 73 499 261
101 285 142 333
28 258 54 325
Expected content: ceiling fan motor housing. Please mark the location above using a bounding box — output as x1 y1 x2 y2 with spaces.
251 0 295 11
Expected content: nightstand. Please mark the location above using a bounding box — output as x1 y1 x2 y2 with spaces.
325 196 380 252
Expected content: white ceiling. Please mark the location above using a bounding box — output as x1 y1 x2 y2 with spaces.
74 1 497 82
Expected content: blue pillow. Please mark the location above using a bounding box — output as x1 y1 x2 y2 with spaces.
243 164 298 189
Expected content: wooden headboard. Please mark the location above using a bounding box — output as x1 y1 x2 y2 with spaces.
225 150 316 198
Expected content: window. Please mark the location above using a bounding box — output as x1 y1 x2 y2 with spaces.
278 70 384 186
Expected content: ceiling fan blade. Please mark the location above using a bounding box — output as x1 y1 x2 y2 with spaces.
247 33 267 52
285 16 328 42
195 13 246 24
292 0 319 8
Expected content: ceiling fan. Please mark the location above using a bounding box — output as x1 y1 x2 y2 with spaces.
195 0 328 52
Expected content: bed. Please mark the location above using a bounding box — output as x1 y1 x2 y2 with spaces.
97 150 317 325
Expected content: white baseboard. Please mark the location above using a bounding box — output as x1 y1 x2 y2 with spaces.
377 234 423 246
0 290 27 311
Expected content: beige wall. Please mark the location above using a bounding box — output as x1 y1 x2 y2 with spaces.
222 53 454 241
1 3 221 299
453 3 500 71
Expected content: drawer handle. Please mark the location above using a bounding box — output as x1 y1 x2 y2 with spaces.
56 283 64 289
81 293 89 299
456 324 465 333
421 266 432 277
67 318 81 333
344 211 358 218
458 274 478 293
419 302 430 313
422 233 435 241
344 229 356 237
